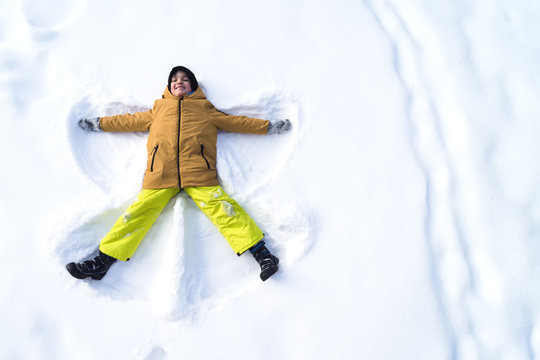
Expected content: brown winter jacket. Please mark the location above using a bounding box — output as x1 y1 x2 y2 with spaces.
99 86 269 189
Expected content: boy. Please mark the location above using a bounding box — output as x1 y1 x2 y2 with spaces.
66 66 290 281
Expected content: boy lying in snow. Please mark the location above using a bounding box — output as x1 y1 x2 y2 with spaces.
66 66 290 282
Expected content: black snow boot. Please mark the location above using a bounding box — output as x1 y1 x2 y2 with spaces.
250 241 279 281
66 251 117 280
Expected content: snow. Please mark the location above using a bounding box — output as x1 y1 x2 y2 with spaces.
1 0 540 359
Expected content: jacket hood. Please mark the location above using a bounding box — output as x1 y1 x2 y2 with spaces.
162 86 206 100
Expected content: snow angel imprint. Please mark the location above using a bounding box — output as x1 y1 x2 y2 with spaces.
66 66 291 282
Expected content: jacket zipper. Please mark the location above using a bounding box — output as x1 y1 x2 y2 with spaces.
150 144 159 172
200 144 211 169
177 97 183 187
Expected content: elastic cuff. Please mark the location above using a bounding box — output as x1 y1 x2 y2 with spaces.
236 236 265 256
248 240 265 254
99 246 126 261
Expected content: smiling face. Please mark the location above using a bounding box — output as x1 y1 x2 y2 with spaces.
170 71 192 97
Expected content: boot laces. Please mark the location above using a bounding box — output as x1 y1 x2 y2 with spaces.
78 254 111 273
78 258 99 272
259 256 276 271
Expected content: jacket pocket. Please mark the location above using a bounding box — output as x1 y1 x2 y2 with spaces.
200 144 211 169
150 144 159 172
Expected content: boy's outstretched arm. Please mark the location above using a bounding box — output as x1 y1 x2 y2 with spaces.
211 106 291 135
100 107 154 132
78 101 157 133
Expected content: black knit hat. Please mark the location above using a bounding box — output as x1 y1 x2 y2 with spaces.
168 66 199 92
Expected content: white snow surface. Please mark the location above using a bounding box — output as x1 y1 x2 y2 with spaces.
1 0 540 359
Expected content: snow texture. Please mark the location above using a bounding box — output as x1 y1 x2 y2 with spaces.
1 0 540 359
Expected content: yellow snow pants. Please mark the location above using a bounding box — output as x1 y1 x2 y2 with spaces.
99 186 264 261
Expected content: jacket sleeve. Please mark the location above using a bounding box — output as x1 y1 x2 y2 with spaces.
210 106 269 135
99 101 156 132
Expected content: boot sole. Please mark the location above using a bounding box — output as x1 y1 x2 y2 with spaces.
260 264 279 281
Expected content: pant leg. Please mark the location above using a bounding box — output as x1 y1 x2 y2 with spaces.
99 188 180 260
184 185 264 255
